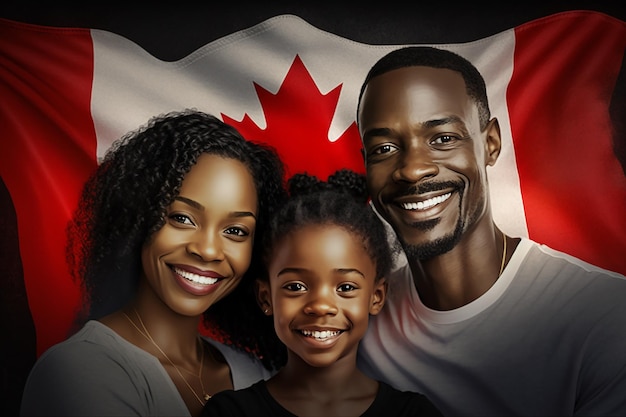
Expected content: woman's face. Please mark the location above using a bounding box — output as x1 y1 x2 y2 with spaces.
141 153 258 316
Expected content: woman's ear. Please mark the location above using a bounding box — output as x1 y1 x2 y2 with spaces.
255 279 272 315
369 278 387 315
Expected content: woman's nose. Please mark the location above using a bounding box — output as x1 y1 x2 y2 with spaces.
186 230 225 262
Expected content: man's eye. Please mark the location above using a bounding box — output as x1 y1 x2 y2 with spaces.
431 134 456 145
372 144 395 155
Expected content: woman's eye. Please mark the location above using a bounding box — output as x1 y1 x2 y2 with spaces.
224 226 249 237
170 214 194 226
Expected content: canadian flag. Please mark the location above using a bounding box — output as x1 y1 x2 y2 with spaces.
1 11 625 362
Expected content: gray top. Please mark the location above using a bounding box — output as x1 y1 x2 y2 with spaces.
21 320 273 416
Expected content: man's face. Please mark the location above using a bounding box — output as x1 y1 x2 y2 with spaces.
358 66 496 260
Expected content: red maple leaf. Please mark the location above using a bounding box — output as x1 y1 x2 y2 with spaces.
222 55 364 180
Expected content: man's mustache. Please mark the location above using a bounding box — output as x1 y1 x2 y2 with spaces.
394 180 464 198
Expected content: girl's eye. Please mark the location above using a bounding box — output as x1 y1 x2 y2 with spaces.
170 213 194 226
283 282 306 292
337 283 357 292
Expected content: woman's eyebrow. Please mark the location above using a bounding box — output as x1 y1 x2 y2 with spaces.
174 196 204 210
175 196 257 219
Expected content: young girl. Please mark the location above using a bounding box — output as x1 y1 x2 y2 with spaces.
201 169 442 417
21 110 287 417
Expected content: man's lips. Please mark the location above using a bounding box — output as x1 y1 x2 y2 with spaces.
397 192 452 211
172 266 223 285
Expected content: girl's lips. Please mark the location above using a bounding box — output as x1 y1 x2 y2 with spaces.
295 328 345 348
299 329 343 340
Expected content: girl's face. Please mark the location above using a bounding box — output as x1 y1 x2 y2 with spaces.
259 224 386 368
141 153 258 317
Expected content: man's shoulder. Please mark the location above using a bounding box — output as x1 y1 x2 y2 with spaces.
525 238 626 280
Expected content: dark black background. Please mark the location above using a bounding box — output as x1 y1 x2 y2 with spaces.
1 2 625 61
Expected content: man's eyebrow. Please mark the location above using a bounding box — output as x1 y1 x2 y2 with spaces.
362 127 392 142
421 115 464 129
364 117 468 142
174 196 256 219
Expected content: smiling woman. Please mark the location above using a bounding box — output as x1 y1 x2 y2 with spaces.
20 109 288 417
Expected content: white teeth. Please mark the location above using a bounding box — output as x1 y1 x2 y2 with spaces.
300 329 341 340
401 192 452 210
173 267 218 285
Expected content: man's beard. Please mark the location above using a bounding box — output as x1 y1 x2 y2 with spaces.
400 216 464 261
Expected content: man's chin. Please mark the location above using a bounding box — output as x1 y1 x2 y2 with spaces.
401 232 460 261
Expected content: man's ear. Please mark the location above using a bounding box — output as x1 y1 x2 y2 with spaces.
369 278 387 315
485 117 502 166
255 279 272 315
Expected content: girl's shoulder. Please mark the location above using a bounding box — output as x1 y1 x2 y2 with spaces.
364 382 444 417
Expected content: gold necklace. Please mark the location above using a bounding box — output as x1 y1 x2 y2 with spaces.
122 309 211 406
499 230 507 276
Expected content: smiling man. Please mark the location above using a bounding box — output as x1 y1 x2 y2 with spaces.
356 46 626 416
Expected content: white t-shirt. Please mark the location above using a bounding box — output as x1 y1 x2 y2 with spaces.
358 237 626 416
21 320 272 416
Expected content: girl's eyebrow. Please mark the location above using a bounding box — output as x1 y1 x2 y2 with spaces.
277 268 365 278
337 268 365 278
174 196 256 219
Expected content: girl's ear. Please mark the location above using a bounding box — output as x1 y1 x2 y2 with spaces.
255 279 272 315
369 278 387 315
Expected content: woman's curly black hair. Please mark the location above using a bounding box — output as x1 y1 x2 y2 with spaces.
256 169 395 368
66 108 287 371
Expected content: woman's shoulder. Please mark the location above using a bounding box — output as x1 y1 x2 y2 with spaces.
203 337 274 389
31 320 157 374
21 321 186 416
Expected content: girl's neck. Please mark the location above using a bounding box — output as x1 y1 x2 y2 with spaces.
271 352 369 396
267 355 378 417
